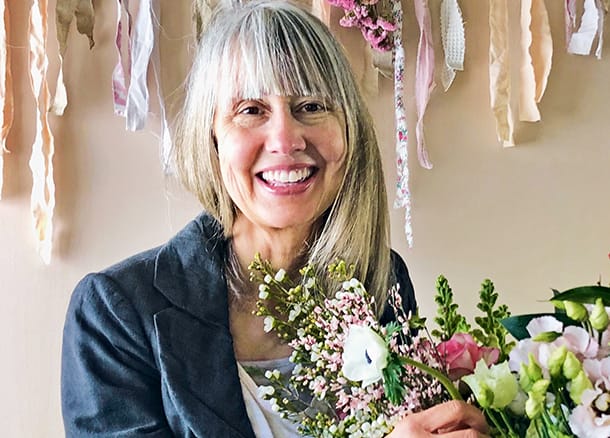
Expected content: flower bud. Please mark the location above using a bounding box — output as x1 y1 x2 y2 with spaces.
590 298 610 332
532 331 561 343
564 301 589 322
525 391 545 419
562 351 582 380
548 346 567 378
569 370 593 404
530 379 550 398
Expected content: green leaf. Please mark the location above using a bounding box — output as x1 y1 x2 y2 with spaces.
501 313 578 340
551 285 610 306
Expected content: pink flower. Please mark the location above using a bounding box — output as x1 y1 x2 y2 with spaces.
437 333 500 380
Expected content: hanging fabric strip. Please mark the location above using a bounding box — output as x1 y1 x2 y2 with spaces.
0 0 13 200
565 0 577 48
593 0 605 59
440 0 465 91
391 0 413 247
149 0 172 172
413 0 435 169
28 0 56 264
489 0 514 147
113 0 132 116
125 0 154 131
193 0 215 42
311 0 331 25
51 0 95 115
567 0 602 57
519 0 552 122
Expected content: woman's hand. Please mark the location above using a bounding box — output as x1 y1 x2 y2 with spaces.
387 401 489 437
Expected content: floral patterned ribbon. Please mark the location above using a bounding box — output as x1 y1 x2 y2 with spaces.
0 0 12 200
519 0 552 122
413 0 435 170
489 0 514 147
28 0 56 264
391 0 413 247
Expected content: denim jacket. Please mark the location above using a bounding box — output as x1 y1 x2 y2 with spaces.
61 213 416 437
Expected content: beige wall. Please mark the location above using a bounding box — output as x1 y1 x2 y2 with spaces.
1 0 608 436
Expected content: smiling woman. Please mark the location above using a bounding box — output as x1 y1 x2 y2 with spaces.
60 1 486 437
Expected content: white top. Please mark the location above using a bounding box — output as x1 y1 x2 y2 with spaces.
237 358 302 438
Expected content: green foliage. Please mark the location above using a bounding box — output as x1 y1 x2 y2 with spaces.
432 275 471 341
471 279 514 361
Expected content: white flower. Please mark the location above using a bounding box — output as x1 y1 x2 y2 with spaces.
288 304 302 321
258 385 275 397
274 269 286 282
258 284 269 299
264 274 273 284
263 316 275 333
341 324 389 387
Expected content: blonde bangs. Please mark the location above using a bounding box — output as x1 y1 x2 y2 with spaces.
215 5 340 108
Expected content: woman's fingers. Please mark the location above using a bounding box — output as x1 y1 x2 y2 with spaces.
388 401 489 437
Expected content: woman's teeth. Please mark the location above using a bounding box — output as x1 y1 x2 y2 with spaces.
260 168 313 184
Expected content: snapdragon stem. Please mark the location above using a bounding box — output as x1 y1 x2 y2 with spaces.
400 357 462 401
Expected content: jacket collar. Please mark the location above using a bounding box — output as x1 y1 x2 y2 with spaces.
152 213 256 438
153 213 230 326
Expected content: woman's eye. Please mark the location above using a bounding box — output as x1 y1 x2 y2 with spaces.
239 105 261 115
300 102 326 113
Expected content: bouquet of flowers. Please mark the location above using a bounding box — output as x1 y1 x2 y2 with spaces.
249 254 610 438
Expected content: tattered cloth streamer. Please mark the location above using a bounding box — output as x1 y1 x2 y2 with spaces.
0 0 13 200
519 0 552 122
112 0 132 117
440 0 465 92
566 0 605 59
28 0 56 264
489 0 514 147
391 0 413 247
125 0 154 131
413 0 435 170
52 0 95 116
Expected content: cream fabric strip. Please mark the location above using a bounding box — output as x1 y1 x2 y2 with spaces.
519 0 552 122
440 0 465 91
0 0 12 200
489 0 514 147
112 0 132 117
149 0 172 171
51 0 94 116
125 0 154 131
28 0 56 264
311 0 331 25
414 0 435 169
567 0 603 58
391 0 413 247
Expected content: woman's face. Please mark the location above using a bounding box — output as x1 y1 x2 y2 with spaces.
213 94 346 234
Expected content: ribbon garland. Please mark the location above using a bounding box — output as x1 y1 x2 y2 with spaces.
52 0 95 116
28 0 56 264
391 0 413 247
413 0 435 170
489 0 514 147
566 0 605 59
519 0 552 122
112 0 132 117
439 0 465 91
0 0 12 200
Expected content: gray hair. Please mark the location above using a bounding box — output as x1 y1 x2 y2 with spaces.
174 0 392 311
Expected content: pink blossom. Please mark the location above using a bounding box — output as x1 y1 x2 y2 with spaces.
437 333 500 380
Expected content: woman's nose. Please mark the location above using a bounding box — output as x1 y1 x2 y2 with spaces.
265 109 306 154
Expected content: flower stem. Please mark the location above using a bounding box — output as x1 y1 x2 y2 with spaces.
400 357 462 401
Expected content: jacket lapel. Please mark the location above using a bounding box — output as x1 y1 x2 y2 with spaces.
152 214 256 438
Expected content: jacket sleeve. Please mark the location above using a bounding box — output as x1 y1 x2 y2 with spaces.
61 273 173 437
379 250 417 325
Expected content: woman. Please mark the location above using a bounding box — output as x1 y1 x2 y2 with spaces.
61 1 488 436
